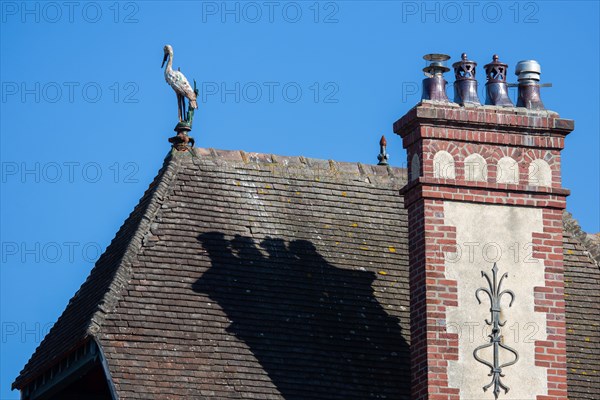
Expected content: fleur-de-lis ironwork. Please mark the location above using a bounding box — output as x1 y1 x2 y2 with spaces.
473 263 519 399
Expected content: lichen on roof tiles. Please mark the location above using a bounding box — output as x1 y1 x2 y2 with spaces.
12 148 599 399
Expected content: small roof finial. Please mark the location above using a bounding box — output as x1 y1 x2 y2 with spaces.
377 135 389 166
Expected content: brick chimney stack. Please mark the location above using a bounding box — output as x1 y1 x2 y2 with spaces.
395 54 574 400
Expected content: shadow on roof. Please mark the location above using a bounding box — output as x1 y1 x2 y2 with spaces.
193 232 410 399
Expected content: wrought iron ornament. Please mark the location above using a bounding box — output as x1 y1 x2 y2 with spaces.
473 263 519 399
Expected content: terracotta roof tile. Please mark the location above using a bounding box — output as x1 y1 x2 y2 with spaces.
563 214 600 400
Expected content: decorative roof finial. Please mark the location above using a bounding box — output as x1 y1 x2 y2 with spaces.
162 44 199 150
377 135 389 166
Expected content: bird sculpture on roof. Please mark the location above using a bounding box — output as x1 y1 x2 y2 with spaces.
161 44 198 124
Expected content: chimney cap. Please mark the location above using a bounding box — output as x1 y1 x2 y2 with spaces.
484 54 508 69
423 53 451 76
452 52 478 80
484 54 509 83
423 53 450 62
515 60 542 81
452 52 475 65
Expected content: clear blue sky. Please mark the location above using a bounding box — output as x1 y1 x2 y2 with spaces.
1 1 598 398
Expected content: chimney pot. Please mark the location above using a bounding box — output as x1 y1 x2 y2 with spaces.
452 52 481 105
484 54 514 107
421 53 451 102
515 59 545 110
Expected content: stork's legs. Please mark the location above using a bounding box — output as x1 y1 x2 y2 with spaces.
176 94 192 123
177 94 183 122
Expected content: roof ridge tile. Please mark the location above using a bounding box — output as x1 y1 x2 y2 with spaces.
563 210 600 267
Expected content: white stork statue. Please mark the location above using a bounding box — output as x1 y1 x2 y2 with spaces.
161 44 198 122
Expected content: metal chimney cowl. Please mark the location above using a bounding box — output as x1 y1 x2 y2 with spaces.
515 60 545 110
484 54 514 107
452 53 481 105
421 53 450 102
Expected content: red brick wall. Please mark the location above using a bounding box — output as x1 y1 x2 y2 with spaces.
533 208 568 399
406 198 459 399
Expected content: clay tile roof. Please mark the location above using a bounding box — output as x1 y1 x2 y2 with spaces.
563 213 600 399
13 148 600 399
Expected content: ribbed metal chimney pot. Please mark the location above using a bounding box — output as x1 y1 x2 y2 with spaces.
484 54 513 107
452 53 481 105
421 53 450 102
515 59 545 110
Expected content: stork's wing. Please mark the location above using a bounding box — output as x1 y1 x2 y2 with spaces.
170 71 196 101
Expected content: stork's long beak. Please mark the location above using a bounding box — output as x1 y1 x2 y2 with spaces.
161 53 168 68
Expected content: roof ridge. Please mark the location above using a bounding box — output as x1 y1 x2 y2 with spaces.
563 210 600 267
88 150 182 334
191 147 407 181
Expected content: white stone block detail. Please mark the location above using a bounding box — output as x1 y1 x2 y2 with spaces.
528 159 552 187
433 151 456 179
464 153 488 182
497 157 519 184
444 202 548 399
